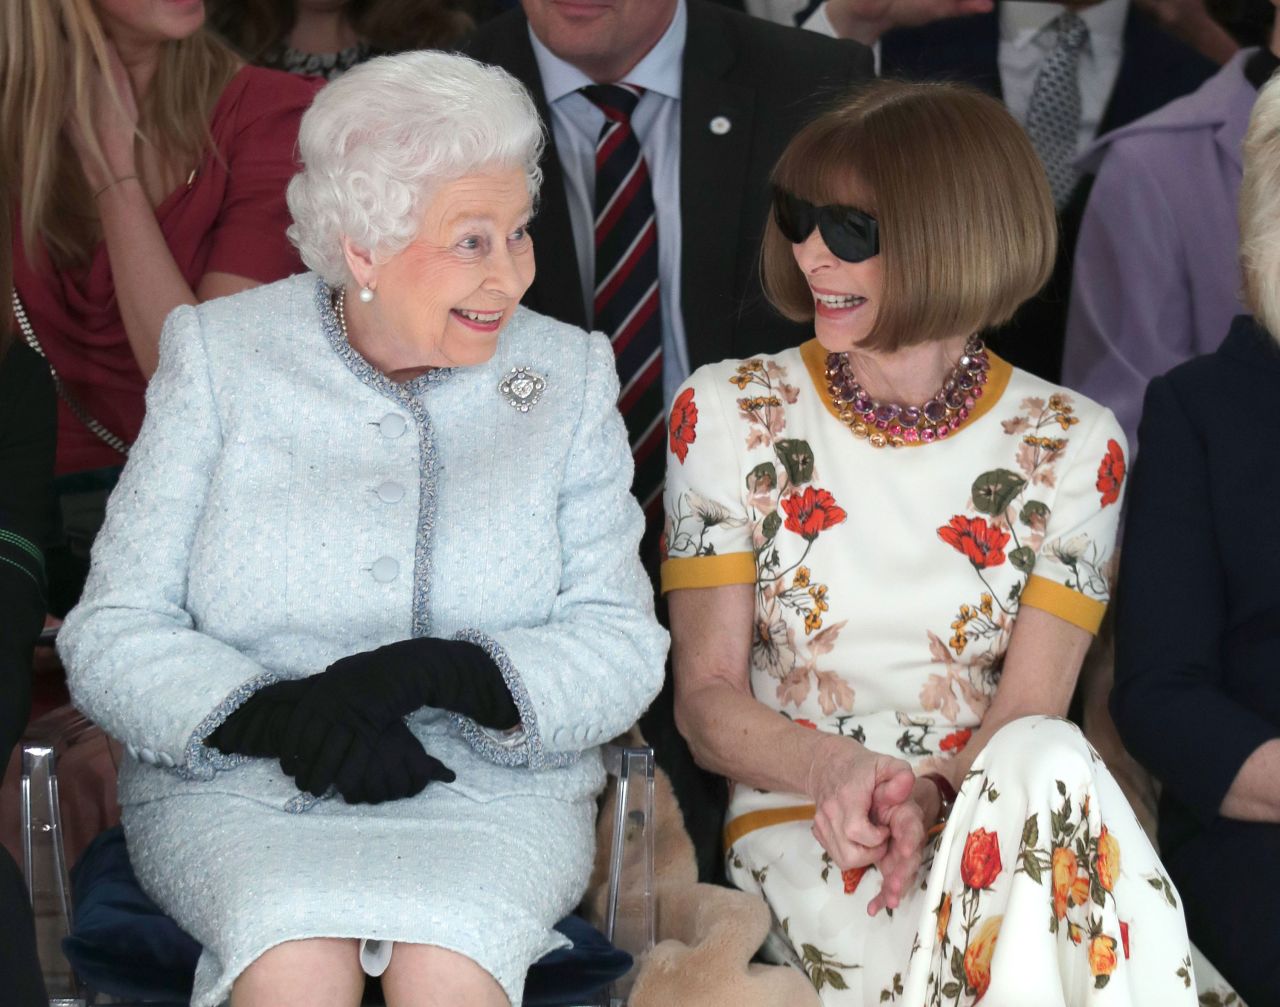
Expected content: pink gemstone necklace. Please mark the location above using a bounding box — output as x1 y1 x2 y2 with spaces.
824 336 990 448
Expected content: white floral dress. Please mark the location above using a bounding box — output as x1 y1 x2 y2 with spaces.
660 342 1200 1006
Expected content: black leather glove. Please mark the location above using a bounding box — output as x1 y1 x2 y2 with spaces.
207 679 310 758
284 718 456 804
210 678 455 803
282 638 519 759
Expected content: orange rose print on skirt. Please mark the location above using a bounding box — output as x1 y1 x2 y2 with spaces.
1097 826 1120 892
842 865 869 894
964 915 1002 1000
1089 934 1119 987
1051 847 1077 919
936 892 952 944
961 828 1003 890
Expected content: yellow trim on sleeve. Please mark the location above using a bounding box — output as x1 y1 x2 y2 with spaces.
660 552 757 594
724 804 816 850
1020 574 1108 634
799 338 1014 444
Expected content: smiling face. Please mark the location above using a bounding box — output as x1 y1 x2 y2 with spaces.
91 0 206 45
520 0 677 82
348 167 536 372
791 229 884 354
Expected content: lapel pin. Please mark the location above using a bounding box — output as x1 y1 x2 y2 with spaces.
709 115 732 136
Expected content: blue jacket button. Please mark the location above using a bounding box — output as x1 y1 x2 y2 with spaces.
376 481 405 503
379 413 407 439
371 557 399 583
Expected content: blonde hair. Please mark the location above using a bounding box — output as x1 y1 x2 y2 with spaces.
1240 74 1280 338
1 0 240 267
761 79 1057 353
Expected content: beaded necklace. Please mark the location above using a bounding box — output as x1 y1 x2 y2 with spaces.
824 336 989 448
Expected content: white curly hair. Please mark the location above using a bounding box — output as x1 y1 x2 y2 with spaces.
286 50 545 285
1241 73 1280 339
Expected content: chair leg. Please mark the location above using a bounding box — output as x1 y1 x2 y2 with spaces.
21 742 87 1006
601 745 656 1005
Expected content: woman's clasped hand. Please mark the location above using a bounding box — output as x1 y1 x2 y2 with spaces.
806 735 940 915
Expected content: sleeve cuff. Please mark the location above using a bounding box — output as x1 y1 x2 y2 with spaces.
180 671 282 782
1020 575 1108 634
449 628 578 771
660 552 756 594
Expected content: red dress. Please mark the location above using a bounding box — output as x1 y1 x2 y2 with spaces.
12 65 322 476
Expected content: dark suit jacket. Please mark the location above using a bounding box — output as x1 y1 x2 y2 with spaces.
880 9 1216 382
1112 316 1280 1005
1114 316 1280 849
464 2 873 368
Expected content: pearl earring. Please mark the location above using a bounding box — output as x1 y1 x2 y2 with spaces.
359 285 375 303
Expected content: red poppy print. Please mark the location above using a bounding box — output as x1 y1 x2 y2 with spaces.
1096 438 1126 508
937 516 1010 569
781 487 847 541
669 387 698 464
939 728 973 754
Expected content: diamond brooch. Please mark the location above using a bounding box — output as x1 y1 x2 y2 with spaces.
499 366 547 412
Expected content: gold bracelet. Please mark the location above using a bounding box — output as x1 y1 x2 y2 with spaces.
92 174 140 200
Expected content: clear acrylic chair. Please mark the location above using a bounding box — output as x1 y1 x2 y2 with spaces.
20 707 656 1007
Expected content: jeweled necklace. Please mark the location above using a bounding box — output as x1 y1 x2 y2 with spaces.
825 336 989 448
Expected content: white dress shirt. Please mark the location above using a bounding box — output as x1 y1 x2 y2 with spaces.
528 1 690 407
806 0 1129 154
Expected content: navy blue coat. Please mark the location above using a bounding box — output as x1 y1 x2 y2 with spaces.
1113 315 1280 1006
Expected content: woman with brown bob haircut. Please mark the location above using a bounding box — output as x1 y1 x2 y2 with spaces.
660 80 1199 1005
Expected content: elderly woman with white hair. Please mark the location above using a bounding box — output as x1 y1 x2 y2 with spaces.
1112 74 1280 1007
57 51 667 1007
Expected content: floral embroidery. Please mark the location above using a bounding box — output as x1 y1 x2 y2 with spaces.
963 915 1001 1001
784 487 848 541
1015 780 1127 988
940 728 973 754
669 387 698 464
729 358 800 450
930 811 1006 1006
1089 934 1119 983
842 865 869 894
1096 438 1125 508
938 516 1009 569
961 828 1002 890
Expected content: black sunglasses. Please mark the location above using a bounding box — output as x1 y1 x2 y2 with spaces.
771 186 880 263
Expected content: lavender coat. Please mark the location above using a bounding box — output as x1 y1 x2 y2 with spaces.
1062 51 1256 453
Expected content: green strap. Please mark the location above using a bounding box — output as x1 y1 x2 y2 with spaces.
0 553 44 593
0 528 42 566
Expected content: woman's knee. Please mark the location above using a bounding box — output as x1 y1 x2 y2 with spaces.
975 715 1093 786
232 938 363 1007
382 943 509 1007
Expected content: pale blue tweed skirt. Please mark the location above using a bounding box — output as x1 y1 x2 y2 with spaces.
123 786 595 1006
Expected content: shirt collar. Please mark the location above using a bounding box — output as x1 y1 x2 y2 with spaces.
1000 0 1128 53
529 0 686 105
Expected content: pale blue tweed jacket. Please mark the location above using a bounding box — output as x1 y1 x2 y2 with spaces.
59 272 669 814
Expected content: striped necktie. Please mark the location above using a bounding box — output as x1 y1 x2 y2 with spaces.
1024 12 1091 210
581 84 665 532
